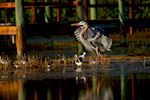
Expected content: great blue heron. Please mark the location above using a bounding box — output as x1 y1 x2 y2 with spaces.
72 21 112 58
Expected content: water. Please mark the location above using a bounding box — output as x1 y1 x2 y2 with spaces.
1 34 150 100
0 60 150 100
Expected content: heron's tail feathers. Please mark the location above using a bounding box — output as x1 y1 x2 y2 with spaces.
101 35 112 51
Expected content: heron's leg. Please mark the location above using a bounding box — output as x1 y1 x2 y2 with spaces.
95 47 102 61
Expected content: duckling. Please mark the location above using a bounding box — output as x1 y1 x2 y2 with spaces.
0 56 11 65
21 58 27 65
13 60 21 69
45 62 52 72
74 52 86 66
47 63 51 68
0 56 11 70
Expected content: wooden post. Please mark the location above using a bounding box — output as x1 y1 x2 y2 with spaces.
56 8 61 22
4 0 10 22
31 0 37 24
15 0 25 59
129 0 133 34
83 0 88 21
44 0 50 23
56 0 61 22
90 0 96 20
76 0 84 20
118 0 126 45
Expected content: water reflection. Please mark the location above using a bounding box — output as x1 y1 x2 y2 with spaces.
0 72 113 100
0 65 150 100
0 80 23 100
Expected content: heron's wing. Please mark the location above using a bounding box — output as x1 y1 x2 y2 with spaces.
80 38 95 52
74 27 82 41
91 26 112 51
92 26 107 36
87 32 101 42
106 37 112 50
83 26 97 40
74 24 97 41
98 35 112 51
74 26 96 41
74 26 95 51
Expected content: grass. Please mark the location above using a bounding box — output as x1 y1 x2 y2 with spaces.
0 54 150 70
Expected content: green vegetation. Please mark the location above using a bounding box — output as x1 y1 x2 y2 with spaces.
0 0 149 23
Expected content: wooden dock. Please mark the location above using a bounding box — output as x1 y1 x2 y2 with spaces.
0 26 18 35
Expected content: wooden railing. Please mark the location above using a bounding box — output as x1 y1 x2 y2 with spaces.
0 1 150 35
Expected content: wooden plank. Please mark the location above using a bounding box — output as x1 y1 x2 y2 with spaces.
89 3 150 7
0 26 18 35
0 2 149 9
0 2 15 8
0 1 79 8
24 1 79 8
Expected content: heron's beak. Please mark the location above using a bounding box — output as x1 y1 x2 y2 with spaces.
71 22 80 26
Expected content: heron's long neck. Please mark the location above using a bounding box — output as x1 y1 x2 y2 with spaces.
79 24 88 39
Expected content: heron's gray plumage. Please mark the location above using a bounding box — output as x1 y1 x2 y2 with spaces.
73 21 112 54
